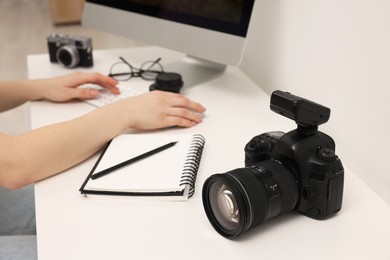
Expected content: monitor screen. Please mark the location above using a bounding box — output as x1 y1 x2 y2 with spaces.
83 0 255 87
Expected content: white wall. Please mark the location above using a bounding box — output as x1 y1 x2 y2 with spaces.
240 0 390 204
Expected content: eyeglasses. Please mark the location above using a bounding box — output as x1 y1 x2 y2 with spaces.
108 56 164 81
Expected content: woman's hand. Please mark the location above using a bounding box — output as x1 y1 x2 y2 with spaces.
116 91 207 129
37 72 119 102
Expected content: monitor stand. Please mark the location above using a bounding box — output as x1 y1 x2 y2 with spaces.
164 55 227 88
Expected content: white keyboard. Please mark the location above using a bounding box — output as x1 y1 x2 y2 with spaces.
84 85 146 107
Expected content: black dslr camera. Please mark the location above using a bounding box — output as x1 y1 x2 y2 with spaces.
47 34 93 68
202 90 344 238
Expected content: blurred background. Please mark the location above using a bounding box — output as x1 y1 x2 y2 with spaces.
0 0 145 134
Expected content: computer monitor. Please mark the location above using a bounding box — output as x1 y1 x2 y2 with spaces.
83 0 255 87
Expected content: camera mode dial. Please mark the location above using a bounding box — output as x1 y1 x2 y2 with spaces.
317 148 336 162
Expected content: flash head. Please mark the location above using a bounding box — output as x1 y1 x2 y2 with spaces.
270 90 330 128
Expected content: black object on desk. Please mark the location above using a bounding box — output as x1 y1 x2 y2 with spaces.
150 72 183 93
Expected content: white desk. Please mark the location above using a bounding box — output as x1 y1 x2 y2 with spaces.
28 46 390 260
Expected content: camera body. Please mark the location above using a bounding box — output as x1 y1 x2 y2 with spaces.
47 34 93 68
202 90 344 238
245 129 344 220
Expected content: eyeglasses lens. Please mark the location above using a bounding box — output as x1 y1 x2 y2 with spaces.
140 60 163 80
110 62 133 81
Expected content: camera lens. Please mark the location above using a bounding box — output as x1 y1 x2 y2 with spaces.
56 45 80 68
206 178 244 234
202 160 298 238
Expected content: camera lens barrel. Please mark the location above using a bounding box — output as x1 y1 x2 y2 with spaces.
56 45 80 68
202 160 298 238
149 72 183 93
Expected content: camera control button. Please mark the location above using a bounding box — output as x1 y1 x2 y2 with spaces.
308 207 321 217
303 185 317 201
317 148 336 162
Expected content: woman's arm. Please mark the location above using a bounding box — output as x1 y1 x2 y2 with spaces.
0 90 205 189
0 72 119 112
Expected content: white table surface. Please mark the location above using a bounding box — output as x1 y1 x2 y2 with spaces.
28 46 390 260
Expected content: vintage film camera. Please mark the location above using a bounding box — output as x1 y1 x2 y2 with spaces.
47 34 93 68
202 90 344 238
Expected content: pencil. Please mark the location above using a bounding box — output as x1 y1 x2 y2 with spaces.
91 141 177 180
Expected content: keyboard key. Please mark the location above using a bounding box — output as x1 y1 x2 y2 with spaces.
84 85 146 107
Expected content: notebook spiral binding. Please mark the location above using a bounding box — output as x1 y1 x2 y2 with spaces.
179 134 206 198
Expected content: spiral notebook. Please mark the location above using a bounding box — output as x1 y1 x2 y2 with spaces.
79 133 205 200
